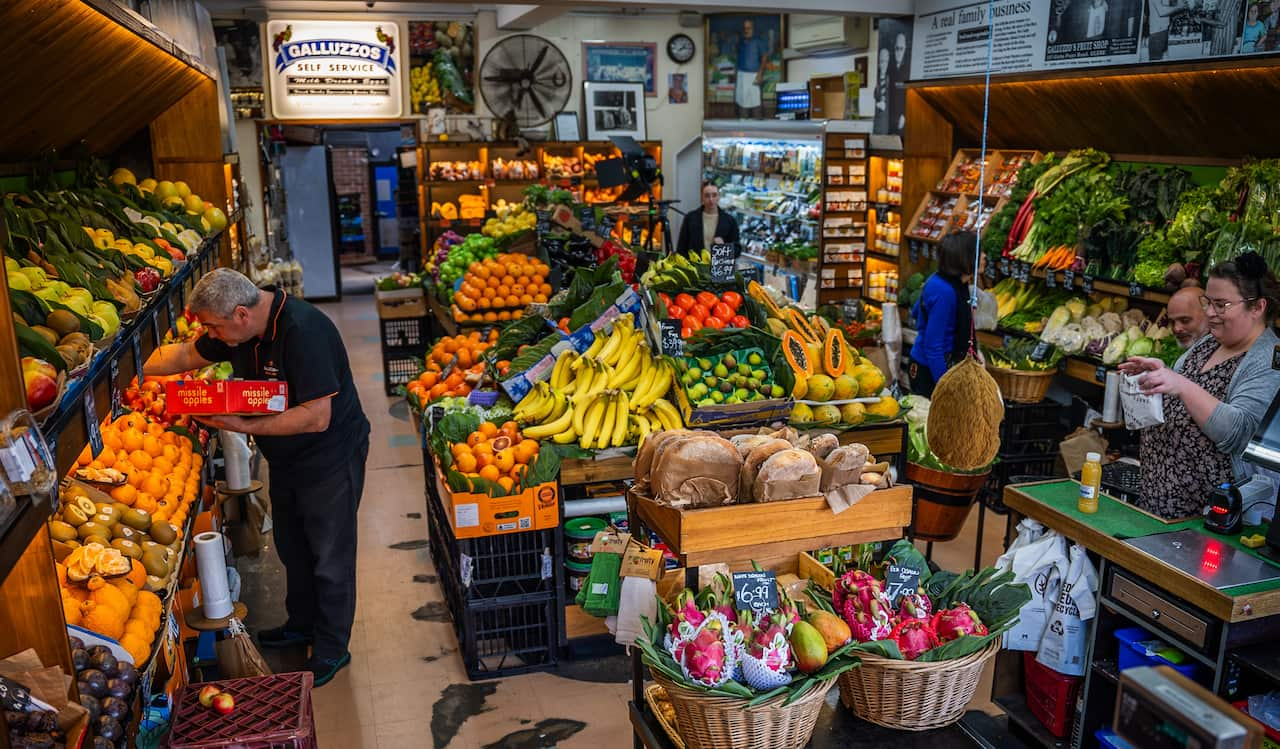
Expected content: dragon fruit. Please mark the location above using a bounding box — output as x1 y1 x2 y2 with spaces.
897 591 933 622
931 604 989 643
673 612 740 688
685 627 729 684
832 570 883 613
739 617 794 690
835 570 895 642
889 618 940 660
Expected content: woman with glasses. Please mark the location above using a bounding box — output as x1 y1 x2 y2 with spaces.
1119 252 1280 519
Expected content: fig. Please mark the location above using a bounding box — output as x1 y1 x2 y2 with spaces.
71 648 88 672
89 651 118 678
79 694 101 723
94 714 123 742
107 678 131 701
87 646 112 662
101 696 130 723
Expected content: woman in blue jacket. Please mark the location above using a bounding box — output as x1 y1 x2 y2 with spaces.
909 231 977 396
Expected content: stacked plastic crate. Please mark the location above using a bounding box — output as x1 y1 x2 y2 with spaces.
982 400 1070 513
376 288 430 396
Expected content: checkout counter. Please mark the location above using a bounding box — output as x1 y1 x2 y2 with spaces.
998 399 1280 749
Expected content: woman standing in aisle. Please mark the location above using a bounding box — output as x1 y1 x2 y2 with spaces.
676 182 741 256
908 231 977 396
1120 252 1280 520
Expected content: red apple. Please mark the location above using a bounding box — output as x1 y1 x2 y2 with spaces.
25 371 57 410
198 685 221 708
211 692 235 715
21 356 56 381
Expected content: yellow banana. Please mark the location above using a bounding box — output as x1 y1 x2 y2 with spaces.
573 390 597 435
610 392 631 447
610 343 644 388
651 398 683 431
579 393 610 449
584 332 607 358
553 426 580 444
596 391 618 449
523 401 574 439
596 327 623 364
551 349 577 390
633 412 651 446
513 386 547 424
545 388 569 421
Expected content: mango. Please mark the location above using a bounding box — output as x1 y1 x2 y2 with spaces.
789 620 829 674
806 610 853 653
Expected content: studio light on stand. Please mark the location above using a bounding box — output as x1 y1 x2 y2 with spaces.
594 136 682 268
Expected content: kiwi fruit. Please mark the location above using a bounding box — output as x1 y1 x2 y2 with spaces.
32 325 59 347
142 575 167 593
64 484 89 502
141 550 170 578
62 539 81 550
93 507 120 526
48 521 77 543
121 509 151 532
77 522 110 541
60 331 90 347
62 505 90 527
148 522 177 546
110 539 143 560
74 497 98 517
45 310 80 337
110 502 130 516
111 525 140 543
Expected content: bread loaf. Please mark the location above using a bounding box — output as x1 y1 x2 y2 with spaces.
739 439 794 500
754 449 821 502
652 432 743 508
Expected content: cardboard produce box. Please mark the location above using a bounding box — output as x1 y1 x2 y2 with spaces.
165 380 289 415
433 456 558 539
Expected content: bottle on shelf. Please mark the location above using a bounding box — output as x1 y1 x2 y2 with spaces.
1078 452 1102 513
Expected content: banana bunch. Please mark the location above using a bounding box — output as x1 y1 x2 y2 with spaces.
639 251 707 289
515 314 682 448
411 63 442 109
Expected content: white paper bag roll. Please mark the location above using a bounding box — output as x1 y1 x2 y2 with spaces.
1102 371 1121 424
221 430 252 491
195 531 233 619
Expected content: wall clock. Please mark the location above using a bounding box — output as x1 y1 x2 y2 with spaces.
667 33 695 64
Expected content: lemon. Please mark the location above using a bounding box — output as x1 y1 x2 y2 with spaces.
139 178 157 193
110 168 136 186
174 181 192 198
183 194 204 213
154 181 178 200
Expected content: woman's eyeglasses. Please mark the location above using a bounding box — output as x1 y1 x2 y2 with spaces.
1198 295 1255 315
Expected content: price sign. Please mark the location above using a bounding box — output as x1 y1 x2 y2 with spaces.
1021 262 1033 283
167 297 177 333
999 257 1011 277
1129 282 1144 297
1063 269 1075 286
0 676 32 712
743 264 764 284
598 215 615 239
732 570 778 614
1030 340 1052 362
1082 275 1094 295
709 242 736 283
1045 271 1056 288
535 209 551 235
909 242 920 263
658 319 684 356
109 357 122 419
84 387 103 458
985 260 997 280
883 564 921 607
133 334 144 385
578 205 596 233
1095 365 1108 384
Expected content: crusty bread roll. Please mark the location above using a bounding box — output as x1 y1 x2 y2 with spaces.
739 439 794 501
652 433 743 508
755 449 821 502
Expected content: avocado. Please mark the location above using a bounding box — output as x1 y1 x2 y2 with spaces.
110 539 143 560
48 520 77 543
121 509 152 532
77 522 110 541
148 521 177 546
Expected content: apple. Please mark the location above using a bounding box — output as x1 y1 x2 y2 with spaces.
21 356 57 381
197 685 221 708
25 371 57 410
210 692 235 715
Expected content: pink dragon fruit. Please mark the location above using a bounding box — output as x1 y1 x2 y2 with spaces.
931 604 989 643
739 617 794 690
832 570 883 613
684 627 729 685
889 618 941 660
835 570 895 642
897 591 933 622
668 589 706 641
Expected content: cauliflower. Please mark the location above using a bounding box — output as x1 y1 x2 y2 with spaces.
1081 317 1106 343
1122 309 1147 329
1065 298 1087 321
1058 324 1088 355
1099 312 1123 334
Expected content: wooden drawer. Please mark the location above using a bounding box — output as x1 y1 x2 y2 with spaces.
1109 570 1212 650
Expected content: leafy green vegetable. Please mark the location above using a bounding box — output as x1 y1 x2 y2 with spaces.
982 156 1057 260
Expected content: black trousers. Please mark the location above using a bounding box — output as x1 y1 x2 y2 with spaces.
269 438 369 660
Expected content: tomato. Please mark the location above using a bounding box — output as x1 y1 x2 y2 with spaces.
667 305 687 320
711 302 733 321
690 303 711 321
730 314 750 329
681 319 698 338
704 316 725 330
721 291 743 309
675 293 697 311
659 292 672 307
695 291 718 309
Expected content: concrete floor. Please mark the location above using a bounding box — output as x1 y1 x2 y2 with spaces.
229 279 1014 748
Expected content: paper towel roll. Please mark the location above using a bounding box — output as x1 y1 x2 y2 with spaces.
194 531 233 619
1103 371 1121 423
221 431 252 491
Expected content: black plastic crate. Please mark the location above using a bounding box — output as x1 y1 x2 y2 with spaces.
981 455 1063 514
382 350 423 396
439 585 560 680
1001 400 1069 428
380 315 429 350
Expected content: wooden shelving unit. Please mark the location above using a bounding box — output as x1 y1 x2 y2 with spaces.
819 132 869 305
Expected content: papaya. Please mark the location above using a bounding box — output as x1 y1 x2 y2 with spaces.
806 610 852 652
787 309 821 345
823 328 850 378
789 620 829 674
810 314 831 338
805 374 835 402
781 330 814 380
748 280 785 319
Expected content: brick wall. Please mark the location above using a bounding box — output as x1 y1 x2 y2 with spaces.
330 147 374 258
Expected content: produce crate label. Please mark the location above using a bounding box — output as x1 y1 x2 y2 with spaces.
455 504 480 529
732 570 778 613
1045 271 1056 288
85 389 103 458
109 358 122 419
709 242 736 283
1129 282 1143 297
0 675 33 712
0 427 43 486
884 563 921 607
459 553 473 588
541 551 553 580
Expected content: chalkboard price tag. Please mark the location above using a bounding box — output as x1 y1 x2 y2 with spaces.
658 319 684 356
536 209 551 235
883 564 922 607
1030 340 1052 362
985 260 997 280
732 570 778 614
1129 282 1144 297
1095 365 1108 384
1021 262 1033 283
0 675 32 712
1045 271 1056 288
1063 269 1075 286
598 216 615 239
999 257 1011 277
709 242 735 283
109 358 122 419
1082 275 1094 295
909 241 920 263
743 264 764 284
132 334 144 386
84 388 103 458
578 205 596 233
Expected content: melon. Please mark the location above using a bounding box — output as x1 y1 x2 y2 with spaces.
805 374 835 402
833 374 857 400
781 330 814 379
823 328 851 377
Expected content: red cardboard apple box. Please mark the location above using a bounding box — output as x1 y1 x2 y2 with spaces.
165 380 289 415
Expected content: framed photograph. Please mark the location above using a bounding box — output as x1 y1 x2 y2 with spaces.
668 73 688 104
705 14 783 119
854 56 868 89
583 81 646 141
554 111 580 141
582 42 658 97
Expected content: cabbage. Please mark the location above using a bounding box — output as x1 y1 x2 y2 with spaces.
1043 306 1073 340
1126 336 1154 357
1124 325 1145 342
1102 332 1130 365
1065 298 1087 321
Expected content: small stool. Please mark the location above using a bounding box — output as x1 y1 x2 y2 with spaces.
185 601 249 632
214 480 264 505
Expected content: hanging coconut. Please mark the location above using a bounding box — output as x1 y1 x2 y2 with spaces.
926 355 1004 470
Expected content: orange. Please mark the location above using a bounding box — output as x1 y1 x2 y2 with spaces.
520 294 534 306
515 440 539 465
110 484 137 506
496 285 510 298
103 429 123 451
457 294 477 312
122 428 144 453
98 448 116 468
152 457 174 476
477 296 492 310
478 464 501 483
533 294 548 304
147 423 164 437
466 431 483 448
130 450 153 471
504 295 520 308
162 444 180 463
483 311 498 322
450 442 470 458
134 494 158 513
77 445 93 467
539 283 552 296
192 454 203 469
115 413 143 432
497 476 515 494
478 422 498 439
160 431 177 447
494 448 515 473
142 435 163 458
142 474 169 498
453 452 478 473
127 470 146 490
485 276 500 289
497 311 512 321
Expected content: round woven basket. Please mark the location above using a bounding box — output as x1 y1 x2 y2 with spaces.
985 366 1055 404
838 640 1001 731
650 671 832 749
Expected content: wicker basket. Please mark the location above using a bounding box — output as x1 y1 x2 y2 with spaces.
650 671 831 749
838 640 1000 731
644 684 685 749
985 366 1055 404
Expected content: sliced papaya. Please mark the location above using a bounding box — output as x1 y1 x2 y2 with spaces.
824 328 850 378
781 330 814 380
748 280 786 320
787 309 821 345
810 314 831 338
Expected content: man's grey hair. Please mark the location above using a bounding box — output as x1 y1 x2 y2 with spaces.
188 268 262 318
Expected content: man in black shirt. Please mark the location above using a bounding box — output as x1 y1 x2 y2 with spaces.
146 268 370 686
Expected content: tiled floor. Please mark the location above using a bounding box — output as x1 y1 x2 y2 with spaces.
237 288 1012 748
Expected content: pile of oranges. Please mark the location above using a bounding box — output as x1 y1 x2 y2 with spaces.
446 421 541 496
407 330 500 408
75 412 204 530
450 254 553 324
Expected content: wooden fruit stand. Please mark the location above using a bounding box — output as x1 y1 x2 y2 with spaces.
0 1 232 742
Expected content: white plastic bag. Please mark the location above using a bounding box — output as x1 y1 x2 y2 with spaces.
973 285 999 331
1120 374 1165 430
881 303 902 388
1036 544 1099 676
1001 527 1069 652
